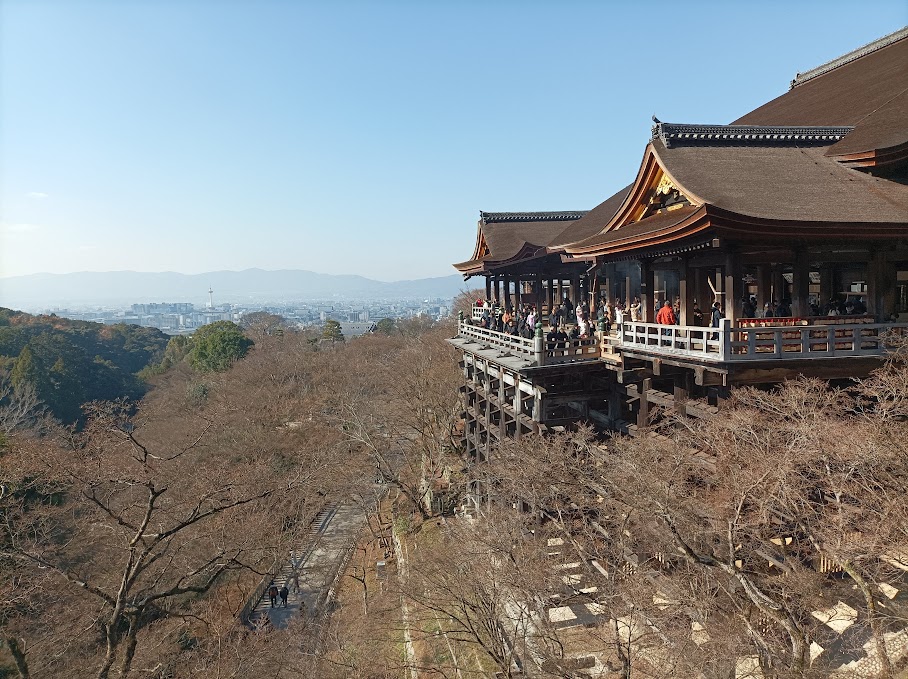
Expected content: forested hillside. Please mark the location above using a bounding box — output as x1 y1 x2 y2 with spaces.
0 307 169 423
3 309 907 677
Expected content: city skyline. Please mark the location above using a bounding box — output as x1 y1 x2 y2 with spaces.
2 1 906 281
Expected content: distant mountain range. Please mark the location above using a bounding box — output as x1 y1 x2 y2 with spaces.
0 269 471 310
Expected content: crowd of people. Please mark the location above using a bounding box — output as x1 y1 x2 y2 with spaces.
470 290 870 341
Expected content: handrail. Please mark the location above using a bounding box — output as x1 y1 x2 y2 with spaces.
460 312 908 366
728 322 908 361
616 320 908 363
458 319 600 366
618 320 728 361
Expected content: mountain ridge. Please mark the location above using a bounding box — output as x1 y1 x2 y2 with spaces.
0 268 469 310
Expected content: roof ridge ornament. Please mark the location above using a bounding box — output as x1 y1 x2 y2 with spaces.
651 120 854 148
790 25 908 89
480 211 589 223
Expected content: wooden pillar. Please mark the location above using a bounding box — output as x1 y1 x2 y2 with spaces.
494 276 502 306
673 372 692 416
485 276 492 301
603 263 615 309
724 252 741 327
571 274 580 306
502 275 510 310
592 270 601 310
607 387 621 426
637 377 652 428
548 279 556 317
515 276 523 308
640 260 655 322
819 266 834 309
756 265 770 313
679 258 694 325
625 274 632 309
535 272 543 310
868 250 896 321
714 266 723 305
556 278 563 306
771 266 785 305
791 249 811 318
498 370 506 440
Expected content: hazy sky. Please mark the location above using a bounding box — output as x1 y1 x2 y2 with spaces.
1 1 905 281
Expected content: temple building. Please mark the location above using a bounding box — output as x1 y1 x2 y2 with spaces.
445 28 908 675
450 27 908 463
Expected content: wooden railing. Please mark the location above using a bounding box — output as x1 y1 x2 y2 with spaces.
617 320 908 363
618 321 727 360
461 308 908 367
458 319 600 366
728 323 908 360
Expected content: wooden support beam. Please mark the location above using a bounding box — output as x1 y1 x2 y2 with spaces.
637 377 652 428
673 372 693 416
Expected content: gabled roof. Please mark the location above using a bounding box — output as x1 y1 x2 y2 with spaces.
454 211 588 275
651 137 908 224
562 135 908 258
733 27 908 167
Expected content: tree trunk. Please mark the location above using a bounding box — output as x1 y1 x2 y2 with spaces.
842 560 893 679
96 621 119 679
4 637 30 679
118 621 139 678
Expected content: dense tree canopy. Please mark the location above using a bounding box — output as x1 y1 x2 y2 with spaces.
188 321 254 372
0 309 169 423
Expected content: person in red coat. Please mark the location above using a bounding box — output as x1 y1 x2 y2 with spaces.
656 300 676 325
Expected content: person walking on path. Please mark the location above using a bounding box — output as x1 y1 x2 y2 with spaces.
268 584 278 608
279 585 289 607
290 572 300 594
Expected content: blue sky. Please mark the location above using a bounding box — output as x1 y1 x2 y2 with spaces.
1 1 905 281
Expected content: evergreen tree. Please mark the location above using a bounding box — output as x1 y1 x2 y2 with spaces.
321 319 345 342
189 321 254 372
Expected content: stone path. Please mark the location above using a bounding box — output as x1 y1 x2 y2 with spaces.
249 503 365 629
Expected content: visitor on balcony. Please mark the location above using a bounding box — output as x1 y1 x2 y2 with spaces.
711 301 724 341
777 299 792 317
629 297 642 322
742 296 756 318
692 303 704 327
656 300 676 325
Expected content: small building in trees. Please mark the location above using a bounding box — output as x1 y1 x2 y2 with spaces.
449 27 908 495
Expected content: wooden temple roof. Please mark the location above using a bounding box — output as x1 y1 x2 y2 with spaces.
454 211 588 276
547 184 632 249
564 135 908 258
452 28 908 273
733 26 908 168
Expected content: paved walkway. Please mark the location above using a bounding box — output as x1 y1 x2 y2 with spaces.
250 503 365 629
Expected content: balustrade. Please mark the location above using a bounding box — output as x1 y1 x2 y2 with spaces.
461 306 908 366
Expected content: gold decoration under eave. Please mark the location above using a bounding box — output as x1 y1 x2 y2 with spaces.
655 174 678 196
